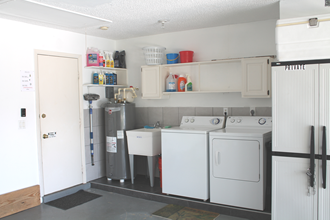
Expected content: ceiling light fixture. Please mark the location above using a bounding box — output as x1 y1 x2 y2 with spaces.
158 20 169 29
99 26 109 30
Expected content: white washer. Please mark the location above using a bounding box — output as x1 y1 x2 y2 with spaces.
161 116 225 201
209 116 272 210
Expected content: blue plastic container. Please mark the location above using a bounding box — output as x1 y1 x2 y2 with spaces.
166 53 179 64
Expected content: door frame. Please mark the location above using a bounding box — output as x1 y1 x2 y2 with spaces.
34 50 86 198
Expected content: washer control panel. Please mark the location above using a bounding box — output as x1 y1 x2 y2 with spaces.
181 116 225 127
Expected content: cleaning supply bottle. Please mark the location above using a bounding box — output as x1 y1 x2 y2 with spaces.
99 71 104 84
165 72 176 92
177 75 187 92
86 47 99 66
110 52 114 68
99 52 103 67
185 74 193 91
104 51 111 67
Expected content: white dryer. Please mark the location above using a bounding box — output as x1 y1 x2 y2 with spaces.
161 116 225 201
209 116 272 210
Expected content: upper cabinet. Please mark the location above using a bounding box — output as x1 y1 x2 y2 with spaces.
141 66 162 99
141 56 273 99
241 57 272 98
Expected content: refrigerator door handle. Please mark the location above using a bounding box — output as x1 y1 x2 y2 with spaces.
310 126 315 188
322 126 327 189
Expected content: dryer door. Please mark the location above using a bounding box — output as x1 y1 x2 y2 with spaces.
212 138 260 182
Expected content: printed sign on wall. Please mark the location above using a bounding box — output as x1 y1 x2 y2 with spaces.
21 70 35 92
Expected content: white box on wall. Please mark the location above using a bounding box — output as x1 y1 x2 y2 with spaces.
276 14 330 61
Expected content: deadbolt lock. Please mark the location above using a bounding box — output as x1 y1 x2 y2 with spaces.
42 114 46 118
43 134 48 139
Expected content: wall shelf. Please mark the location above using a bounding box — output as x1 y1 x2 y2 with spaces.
84 66 127 71
84 66 128 86
83 84 128 87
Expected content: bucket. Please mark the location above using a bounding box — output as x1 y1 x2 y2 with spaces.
166 53 179 64
179 51 194 63
158 156 162 188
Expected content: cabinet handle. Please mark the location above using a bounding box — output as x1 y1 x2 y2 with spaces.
310 126 315 188
322 126 327 189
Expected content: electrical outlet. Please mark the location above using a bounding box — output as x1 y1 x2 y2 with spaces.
250 107 256 116
223 108 228 116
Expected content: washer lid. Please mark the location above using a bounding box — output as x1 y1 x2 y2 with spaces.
209 127 272 137
162 126 223 134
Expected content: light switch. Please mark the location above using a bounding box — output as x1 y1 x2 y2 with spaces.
21 108 26 117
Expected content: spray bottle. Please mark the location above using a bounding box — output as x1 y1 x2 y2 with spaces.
110 52 114 68
104 51 111 67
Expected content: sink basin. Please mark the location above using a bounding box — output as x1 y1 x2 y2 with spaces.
126 128 161 156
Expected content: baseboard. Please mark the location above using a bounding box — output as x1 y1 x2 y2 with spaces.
0 185 40 218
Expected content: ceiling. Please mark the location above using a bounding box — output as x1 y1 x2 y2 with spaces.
0 0 282 40
1 0 330 40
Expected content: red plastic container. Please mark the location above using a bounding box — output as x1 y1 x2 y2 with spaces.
158 156 162 188
179 51 194 63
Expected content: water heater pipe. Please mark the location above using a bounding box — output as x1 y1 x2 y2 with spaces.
114 87 138 103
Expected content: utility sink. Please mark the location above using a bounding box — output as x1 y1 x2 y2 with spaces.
126 128 161 156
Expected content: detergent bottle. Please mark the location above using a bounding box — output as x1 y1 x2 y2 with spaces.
185 74 193 92
165 72 176 92
177 75 187 92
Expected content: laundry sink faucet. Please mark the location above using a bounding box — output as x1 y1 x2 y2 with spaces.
154 121 161 128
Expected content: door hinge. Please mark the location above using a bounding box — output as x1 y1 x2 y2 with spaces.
267 59 269 64
267 90 269 95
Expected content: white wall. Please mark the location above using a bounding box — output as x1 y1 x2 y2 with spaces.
0 17 277 196
116 19 276 107
0 17 115 195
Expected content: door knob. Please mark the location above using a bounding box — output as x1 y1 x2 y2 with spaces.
43 134 48 139
42 114 46 118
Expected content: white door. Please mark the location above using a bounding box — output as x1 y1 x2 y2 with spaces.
318 63 330 220
38 54 83 195
141 66 160 99
241 57 270 98
212 139 260 182
272 64 319 154
272 156 318 220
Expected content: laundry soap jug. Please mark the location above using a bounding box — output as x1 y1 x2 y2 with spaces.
185 74 193 91
166 73 176 92
177 75 187 92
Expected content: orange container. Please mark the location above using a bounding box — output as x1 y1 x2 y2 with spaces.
179 51 194 63
158 156 162 188
177 75 187 92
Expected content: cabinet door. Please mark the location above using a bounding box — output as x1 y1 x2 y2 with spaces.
141 66 160 99
272 64 319 154
241 58 270 98
318 64 330 220
272 156 318 220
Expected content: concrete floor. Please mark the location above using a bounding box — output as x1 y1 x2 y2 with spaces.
3 189 248 220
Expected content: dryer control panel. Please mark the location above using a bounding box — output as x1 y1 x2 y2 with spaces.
227 116 272 128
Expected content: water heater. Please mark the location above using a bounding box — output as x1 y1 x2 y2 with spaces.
104 102 135 181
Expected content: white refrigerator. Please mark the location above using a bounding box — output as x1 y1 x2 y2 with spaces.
272 59 330 220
